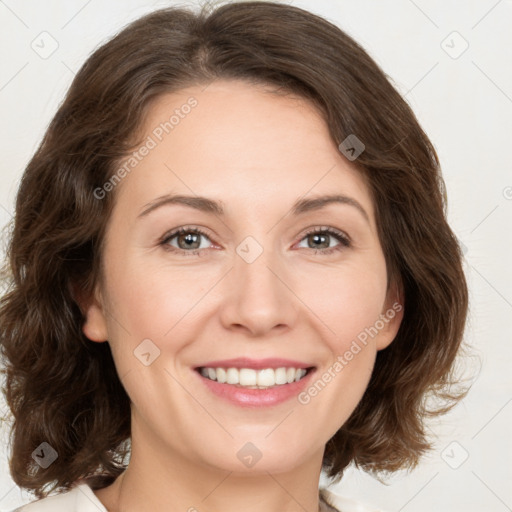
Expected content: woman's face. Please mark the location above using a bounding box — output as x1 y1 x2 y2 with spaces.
82 79 403 476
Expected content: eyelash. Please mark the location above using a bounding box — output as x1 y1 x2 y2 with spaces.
159 225 351 257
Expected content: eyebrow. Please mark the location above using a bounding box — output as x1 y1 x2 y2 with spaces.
138 193 370 223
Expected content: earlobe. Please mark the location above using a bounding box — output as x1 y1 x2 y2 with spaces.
376 283 404 351
71 282 109 343
82 300 109 342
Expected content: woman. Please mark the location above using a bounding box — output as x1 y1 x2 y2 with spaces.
0 2 471 511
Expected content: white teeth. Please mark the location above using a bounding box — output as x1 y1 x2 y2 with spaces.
199 367 309 388
216 367 227 383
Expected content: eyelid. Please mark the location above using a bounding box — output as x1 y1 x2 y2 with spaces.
296 225 351 245
159 224 214 241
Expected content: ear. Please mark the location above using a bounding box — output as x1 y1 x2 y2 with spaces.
375 280 404 351
71 281 109 343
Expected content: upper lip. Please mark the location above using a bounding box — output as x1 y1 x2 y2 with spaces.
195 357 315 370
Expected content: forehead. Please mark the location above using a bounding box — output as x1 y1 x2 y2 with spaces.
115 79 375 224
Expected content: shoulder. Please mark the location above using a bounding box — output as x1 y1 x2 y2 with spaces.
320 486 388 512
11 483 107 512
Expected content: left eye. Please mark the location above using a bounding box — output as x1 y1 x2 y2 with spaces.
296 227 350 253
160 226 350 255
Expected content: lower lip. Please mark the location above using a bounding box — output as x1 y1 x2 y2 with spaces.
194 368 316 408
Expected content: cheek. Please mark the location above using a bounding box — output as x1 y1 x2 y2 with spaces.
103 250 205 338
296 264 387 419
295 258 388 346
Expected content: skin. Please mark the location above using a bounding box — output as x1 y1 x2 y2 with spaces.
80 79 403 512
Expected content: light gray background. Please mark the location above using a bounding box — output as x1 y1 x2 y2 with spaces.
1 1 511 511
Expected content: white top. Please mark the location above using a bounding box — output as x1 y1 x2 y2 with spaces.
11 483 387 512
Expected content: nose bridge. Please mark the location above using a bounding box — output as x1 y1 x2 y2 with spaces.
222 232 295 334
235 233 282 298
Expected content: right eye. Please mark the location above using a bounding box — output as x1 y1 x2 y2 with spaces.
160 226 215 256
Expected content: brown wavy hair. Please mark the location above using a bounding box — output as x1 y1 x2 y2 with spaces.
0 0 474 501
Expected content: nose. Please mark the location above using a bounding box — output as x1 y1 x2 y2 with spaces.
219 241 298 337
